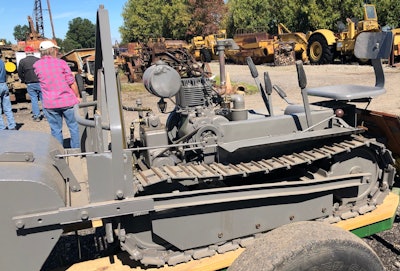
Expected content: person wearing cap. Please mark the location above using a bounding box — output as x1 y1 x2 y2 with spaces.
18 46 43 121
0 56 16 130
33 40 80 148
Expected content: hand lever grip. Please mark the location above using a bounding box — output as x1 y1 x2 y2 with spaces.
246 57 258 78
295 60 307 89
264 72 272 95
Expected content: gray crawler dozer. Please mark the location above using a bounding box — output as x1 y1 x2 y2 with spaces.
0 5 397 271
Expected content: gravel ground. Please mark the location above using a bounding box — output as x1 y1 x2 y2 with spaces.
364 207 400 271
8 62 400 270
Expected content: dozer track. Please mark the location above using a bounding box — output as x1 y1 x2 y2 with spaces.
136 134 391 188
125 134 395 266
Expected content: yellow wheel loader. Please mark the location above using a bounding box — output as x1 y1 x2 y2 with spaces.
307 4 380 64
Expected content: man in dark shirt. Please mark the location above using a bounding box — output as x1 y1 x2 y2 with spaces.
18 46 43 121
0 56 16 130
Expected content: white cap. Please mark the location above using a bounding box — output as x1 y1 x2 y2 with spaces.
39 40 60 51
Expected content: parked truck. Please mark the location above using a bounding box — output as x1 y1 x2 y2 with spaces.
0 6 399 271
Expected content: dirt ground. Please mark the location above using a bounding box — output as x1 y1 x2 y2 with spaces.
8 61 400 270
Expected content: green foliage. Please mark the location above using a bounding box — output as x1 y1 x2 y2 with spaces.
373 0 400 28
120 0 227 42
13 24 30 41
225 0 271 37
120 0 164 42
162 0 191 39
61 39 81 53
225 0 400 35
118 0 400 44
63 18 96 52
0 39 12 45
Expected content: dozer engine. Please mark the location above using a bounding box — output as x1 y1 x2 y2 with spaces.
136 61 250 168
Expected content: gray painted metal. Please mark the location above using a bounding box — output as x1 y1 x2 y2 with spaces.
0 131 66 271
306 31 393 100
0 6 396 271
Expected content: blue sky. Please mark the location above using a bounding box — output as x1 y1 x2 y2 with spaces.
0 0 126 43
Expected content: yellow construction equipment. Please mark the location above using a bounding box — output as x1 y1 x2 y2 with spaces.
306 4 383 64
190 30 227 62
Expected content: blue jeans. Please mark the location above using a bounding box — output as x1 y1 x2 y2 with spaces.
43 106 80 148
0 82 16 130
26 83 42 118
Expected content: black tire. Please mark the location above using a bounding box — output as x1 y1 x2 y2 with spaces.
75 74 85 97
307 34 334 64
228 221 384 271
200 48 212 63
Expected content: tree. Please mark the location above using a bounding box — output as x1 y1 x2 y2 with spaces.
162 0 192 40
120 0 227 42
13 24 30 41
187 0 227 36
225 0 271 37
0 39 11 45
120 0 164 42
374 0 400 28
63 17 96 51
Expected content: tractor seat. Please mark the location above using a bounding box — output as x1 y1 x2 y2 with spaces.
305 31 393 101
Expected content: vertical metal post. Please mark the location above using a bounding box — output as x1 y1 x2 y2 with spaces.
217 40 226 93
87 5 134 201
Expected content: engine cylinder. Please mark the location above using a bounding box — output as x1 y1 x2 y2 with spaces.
175 77 213 108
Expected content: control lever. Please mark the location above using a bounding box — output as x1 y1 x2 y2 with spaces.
263 72 274 116
295 60 312 128
296 60 307 89
273 85 294 105
246 57 272 116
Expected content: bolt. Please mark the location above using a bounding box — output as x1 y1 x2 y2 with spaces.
116 190 124 199
255 224 261 229
81 210 89 220
218 233 223 238
289 215 295 221
322 208 327 213
16 220 25 229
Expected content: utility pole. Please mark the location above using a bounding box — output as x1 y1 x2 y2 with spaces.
47 0 56 39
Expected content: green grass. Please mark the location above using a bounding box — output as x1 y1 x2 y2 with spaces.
120 82 146 93
214 75 258 95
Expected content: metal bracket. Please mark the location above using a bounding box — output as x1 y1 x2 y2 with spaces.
0 152 34 162
51 150 81 192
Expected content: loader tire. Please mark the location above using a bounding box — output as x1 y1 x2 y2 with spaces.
307 34 334 64
228 221 384 271
200 48 212 63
